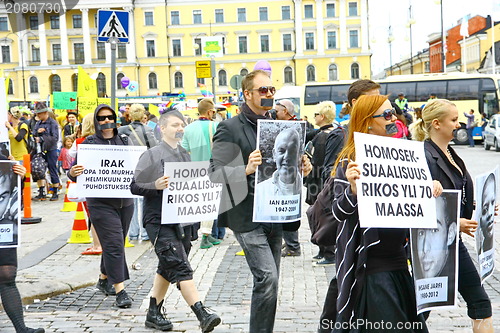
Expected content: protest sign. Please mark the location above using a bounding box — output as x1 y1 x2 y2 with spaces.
253 120 306 222
474 166 498 283
161 161 222 224
77 96 97 117
410 190 460 314
76 144 146 198
0 161 21 248
354 132 436 228
53 92 77 110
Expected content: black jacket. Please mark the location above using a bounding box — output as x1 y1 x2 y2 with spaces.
130 142 190 226
424 140 474 219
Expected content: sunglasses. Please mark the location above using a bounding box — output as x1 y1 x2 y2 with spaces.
314 112 321 116
372 109 396 121
96 115 115 121
250 86 276 96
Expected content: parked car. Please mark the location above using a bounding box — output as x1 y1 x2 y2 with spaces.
484 114 500 151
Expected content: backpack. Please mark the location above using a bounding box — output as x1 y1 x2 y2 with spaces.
19 122 36 154
306 175 338 247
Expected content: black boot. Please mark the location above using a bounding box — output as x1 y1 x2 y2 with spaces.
49 187 59 201
190 301 221 333
145 297 173 331
25 328 45 333
32 187 46 201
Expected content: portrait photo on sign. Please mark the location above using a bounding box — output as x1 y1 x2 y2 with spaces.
410 190 459 313
474 168 498 283
253 120 306 222
0 161 21 248
0 141 10 157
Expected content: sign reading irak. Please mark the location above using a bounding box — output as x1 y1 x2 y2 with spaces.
76 144 146 198
354 132 436 228
161 161 222 224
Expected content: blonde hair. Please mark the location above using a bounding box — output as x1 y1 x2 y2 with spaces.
81 113 95 137
129 103 145 121
198 98 215 115
332 95 388 176
316 101 336 124
410 99 456 142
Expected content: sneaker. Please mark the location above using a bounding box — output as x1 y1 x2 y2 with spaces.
314 258 336 266
200 235 213 249
281 248 301 257
207 235 221 245
96 278 116 296
312 254 324 260
116 289 132 308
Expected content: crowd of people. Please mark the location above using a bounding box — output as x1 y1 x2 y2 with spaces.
2 68 497 333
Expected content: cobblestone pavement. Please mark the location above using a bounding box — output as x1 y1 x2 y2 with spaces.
0 146 498 332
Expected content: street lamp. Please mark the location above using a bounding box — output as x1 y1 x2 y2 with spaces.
407 4 416 74
388 26 395 76
1 30 38 105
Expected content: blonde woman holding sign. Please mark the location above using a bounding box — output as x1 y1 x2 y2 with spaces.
328 94 432 332
411 99 494 333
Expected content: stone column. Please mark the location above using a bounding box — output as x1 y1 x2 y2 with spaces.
37 12 48 66
294 0 303 56
316 0 324 55
81 8 92 64
60 12 69 65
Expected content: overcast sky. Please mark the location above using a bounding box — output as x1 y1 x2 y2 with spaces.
368 0 500 75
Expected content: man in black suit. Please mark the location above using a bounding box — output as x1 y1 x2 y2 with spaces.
209 70 311 333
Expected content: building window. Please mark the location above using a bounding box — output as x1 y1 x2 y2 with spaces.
215 9 224 23
31 45 40 62
73 14 82 28
118 44 126 59
260 35 269 53
117 73 125 90
197 78 205 86
0 17 8 31
238 36 247 54
425 61 430 72
174 72 183 88
329 64 338 81
283 34 292 51
259 7 268 21
149 72 158 89
351 63 359 79
172 39 181 57
51 74 61 93
7 78 13 95
74 43 84 64
72 74 78 92
282 6 290 20
97 73 106 97
349 30 359 48
240 68 248 77
97 42 105 59
145 12 154 26
218 70 227 86
326 3 335 17
29 77 38 93
193 10 202 24
284 66 293 83
29 16 38 30
194 38 202 56
348 2 358 16
305 32 314 50
304 4 313 18
1 45 10 63
237 8 246 22
327 31 337 49
50 15 60 29
171 11 180 25
52 44 61 61
307 65 316 82
146 40 155 57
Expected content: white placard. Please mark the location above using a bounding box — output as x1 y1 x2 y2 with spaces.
0 78 9 143
0 160 21 248
474 166 498 283
354 132 436 228
161 161 222 224
76 144 146 198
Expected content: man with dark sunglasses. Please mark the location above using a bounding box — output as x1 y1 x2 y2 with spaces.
209 69 311 333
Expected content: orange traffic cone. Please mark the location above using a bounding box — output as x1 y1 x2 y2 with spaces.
21 154 42 224
60 181 77 212
67 202 91 244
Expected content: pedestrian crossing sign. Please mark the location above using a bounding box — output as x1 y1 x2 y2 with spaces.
97 10 129 43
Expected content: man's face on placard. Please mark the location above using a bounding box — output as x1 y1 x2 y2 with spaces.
273 129 300 184
480 176 496 239
0 173 12 219
417 198 456 278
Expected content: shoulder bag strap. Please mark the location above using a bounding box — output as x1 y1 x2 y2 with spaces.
129 124 145 146
138 123 151 148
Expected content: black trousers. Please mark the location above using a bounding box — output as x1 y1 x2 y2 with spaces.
88 203 133 285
